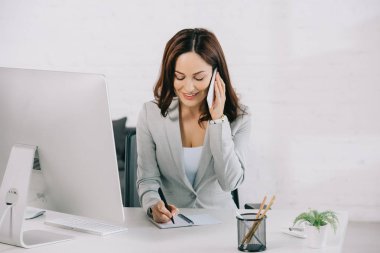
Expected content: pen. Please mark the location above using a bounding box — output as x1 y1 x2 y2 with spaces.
178 213 194 224
158 187 175 224
289 227 304 232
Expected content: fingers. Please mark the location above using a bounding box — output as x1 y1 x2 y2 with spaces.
152 201 180 223
157 201 172 216
168 204 179 216
216 72 226 96
209 72 226 120
214 77 221 104
214 73 226 103
214 72 222 100
152 201 173 223
154 214 171 223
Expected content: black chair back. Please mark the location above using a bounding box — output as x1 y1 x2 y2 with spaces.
232 189 240 209
124 128 140 207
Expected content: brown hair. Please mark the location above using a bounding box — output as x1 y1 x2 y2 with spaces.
153 28 245 123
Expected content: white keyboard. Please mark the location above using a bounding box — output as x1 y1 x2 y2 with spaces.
45 216 128 236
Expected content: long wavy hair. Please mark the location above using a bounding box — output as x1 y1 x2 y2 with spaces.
153 28 245 123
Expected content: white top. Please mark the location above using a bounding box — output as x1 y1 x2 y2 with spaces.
183 146 203 186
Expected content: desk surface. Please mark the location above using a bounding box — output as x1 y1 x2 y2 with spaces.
0 208 348 253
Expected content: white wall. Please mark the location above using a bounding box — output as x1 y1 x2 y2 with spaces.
1 0 379 221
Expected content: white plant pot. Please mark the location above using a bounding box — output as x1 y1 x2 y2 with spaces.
304 224 328 248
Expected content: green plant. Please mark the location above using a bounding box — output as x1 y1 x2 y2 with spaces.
293 209 339 233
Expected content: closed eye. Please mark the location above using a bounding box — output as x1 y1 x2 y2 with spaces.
175 75 185 80
194 74 207 81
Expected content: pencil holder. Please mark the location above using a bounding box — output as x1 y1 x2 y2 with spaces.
237 213 266 252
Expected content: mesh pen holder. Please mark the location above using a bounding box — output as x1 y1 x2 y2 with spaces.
237 213 267 252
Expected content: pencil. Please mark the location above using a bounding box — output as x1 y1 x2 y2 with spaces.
241 196 267 245
246 195 276 243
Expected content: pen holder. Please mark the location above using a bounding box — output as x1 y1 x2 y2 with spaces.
237 213 266 252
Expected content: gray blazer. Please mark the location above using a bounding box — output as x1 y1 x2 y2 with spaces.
136 98 251 212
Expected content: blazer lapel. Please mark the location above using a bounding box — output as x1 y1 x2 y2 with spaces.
165 98 194 191
193 125 212 190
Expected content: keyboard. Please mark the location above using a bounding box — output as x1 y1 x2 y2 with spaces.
45 216 128 236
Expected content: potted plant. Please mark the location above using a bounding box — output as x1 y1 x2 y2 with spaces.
293 209 339 248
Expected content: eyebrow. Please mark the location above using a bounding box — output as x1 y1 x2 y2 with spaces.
175 70 206 76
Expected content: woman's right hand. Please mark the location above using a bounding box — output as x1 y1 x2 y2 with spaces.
151 200 179 223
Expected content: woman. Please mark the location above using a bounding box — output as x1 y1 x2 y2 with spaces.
136 28 251 223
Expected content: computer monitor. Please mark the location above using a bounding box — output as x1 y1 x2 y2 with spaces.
0 67 124 225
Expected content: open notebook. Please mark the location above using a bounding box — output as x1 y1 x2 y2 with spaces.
150 213 221 229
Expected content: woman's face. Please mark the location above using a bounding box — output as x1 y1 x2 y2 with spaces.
174 52 213 110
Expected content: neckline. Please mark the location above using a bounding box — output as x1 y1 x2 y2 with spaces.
183 146 203 149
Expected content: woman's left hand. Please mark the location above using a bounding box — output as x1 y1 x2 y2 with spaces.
209 72 226 120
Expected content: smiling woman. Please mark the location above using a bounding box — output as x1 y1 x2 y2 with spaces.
136 28 251 224
174 52 212 108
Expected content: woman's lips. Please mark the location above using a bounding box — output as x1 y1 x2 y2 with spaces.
182 92 198 100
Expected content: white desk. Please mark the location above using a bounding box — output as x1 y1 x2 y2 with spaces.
0 208 348 252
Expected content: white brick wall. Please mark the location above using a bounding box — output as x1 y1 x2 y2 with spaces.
1 0 379 221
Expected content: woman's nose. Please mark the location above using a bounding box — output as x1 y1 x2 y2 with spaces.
183 79 196 92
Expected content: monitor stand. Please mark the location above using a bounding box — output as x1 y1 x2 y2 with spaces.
0 144 73 248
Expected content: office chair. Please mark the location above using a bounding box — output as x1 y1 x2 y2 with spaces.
124 127 141 207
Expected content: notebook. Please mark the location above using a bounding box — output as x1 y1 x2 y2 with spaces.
150 213 221 229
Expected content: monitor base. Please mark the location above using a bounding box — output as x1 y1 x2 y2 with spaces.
22 230 73 248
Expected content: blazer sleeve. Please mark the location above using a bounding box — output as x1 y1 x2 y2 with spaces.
208 108 252 192
136 103 161 213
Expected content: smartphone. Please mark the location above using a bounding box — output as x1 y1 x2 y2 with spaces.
206 68 218 108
